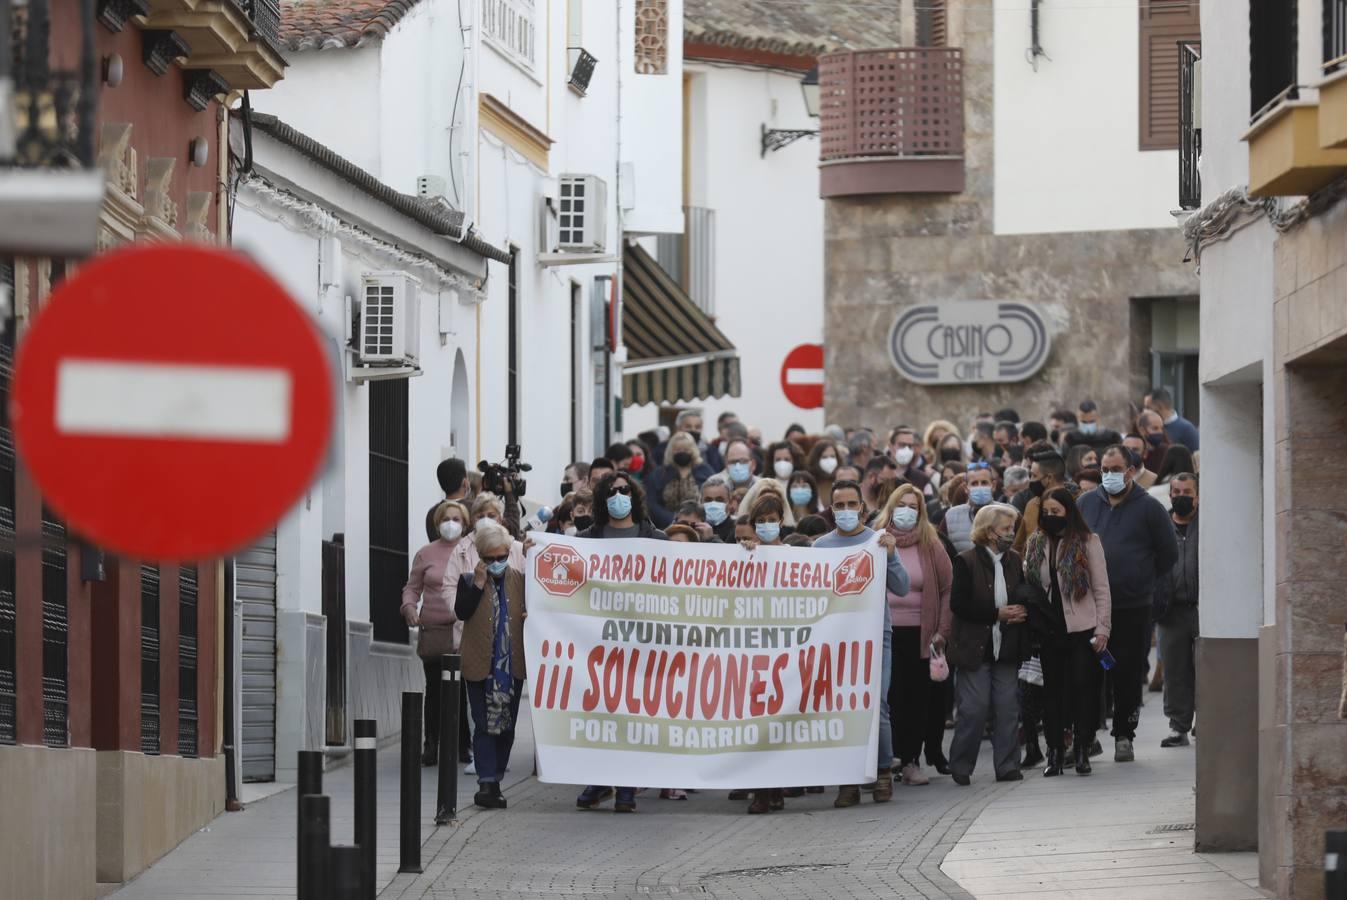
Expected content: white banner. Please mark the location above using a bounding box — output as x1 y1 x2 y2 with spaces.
523 533 886 789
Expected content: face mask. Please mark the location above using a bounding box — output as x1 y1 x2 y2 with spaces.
686 430 702 445
834 509 861 532
486 559 509 578
1102 472 1127 495
773 460 794 479
754 522 781 543
607 493 633 519
439 520 463 541
1146 433 1166 447
891 507 919 530
1040 514 1067 537
673 451 694 467
1170 495 1195 517
1079 422 1098 435
703 501 728 525
970 486 994 507
894 447 915 466
789 486 813 507
628 455 645 473
560 481 573 497
940 447 962 463
819 456 838 475
992 534 1015 554
728 462 751 484
1029 480 1045 499
573 514 593 532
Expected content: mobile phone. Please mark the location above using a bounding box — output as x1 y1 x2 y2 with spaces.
1099 648 1117 671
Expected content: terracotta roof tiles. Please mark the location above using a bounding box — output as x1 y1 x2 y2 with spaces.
683 0 905 57
280 0 421 51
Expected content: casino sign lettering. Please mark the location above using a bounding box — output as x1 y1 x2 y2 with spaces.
888 301 1051 384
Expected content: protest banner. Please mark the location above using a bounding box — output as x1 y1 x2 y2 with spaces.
523 533 887 789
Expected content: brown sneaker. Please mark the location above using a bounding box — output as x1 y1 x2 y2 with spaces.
834 785 862 808
747 792 772 814
873 769 893 803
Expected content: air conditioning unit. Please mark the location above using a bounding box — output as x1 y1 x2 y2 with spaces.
358 272 420 366
556 174 607 252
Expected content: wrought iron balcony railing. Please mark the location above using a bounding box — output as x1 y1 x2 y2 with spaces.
1179 41 1201 210
568 47 598 96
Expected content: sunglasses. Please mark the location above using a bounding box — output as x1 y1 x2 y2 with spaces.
610 484 633 495
967 461 993 471
481 553 510 564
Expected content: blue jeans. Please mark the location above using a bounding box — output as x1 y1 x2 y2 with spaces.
466 678 523 785
879 621 894 771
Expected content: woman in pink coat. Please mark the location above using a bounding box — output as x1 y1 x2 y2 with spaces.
1022 487 1112 777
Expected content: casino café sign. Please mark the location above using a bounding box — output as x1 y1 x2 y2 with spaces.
888 301 1051 385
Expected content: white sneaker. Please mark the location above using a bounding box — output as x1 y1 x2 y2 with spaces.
464 759 477 775
901 763 930 786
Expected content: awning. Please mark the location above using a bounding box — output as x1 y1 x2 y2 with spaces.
621 242 741 406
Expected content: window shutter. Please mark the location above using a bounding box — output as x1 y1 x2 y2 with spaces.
1139 0 1200 150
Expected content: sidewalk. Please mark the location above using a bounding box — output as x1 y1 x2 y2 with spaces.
941 691 1265 899
108 712 538 899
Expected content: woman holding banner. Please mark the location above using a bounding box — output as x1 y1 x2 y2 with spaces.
877 485 954 787
741 492 789 814
946 504 1033 785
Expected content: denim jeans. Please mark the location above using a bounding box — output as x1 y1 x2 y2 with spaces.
466 678 523 785
878 621 894 771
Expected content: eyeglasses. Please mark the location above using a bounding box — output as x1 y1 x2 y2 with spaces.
481 553 510 564
610 484 632 495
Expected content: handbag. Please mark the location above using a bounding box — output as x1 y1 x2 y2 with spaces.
929 643 950 683
1018 655 1044 686
417 623 456 661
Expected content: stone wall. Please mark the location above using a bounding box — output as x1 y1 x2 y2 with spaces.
822 0 1197 433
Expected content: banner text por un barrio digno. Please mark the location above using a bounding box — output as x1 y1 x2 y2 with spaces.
531 544 878 752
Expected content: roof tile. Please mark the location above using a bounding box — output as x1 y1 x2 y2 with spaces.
684 0 905 57
280 0 421 51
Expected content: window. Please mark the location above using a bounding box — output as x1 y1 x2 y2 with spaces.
177 565 198 757
140 564 160 754
0 260 15 746
571 283 581 463
1250 0 1297 119
483 0 537 73
1138 0 1201 149
1179 42 1202 210
917 0 947 47
1328 0 1347 73
634 0 668 75
369 379 410 644
42 260 69 749
508 248 520 446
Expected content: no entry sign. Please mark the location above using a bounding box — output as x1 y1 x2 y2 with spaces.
11 244 334 560
780 343 824 410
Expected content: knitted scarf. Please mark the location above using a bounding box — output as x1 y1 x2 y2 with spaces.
1024 531 1091 603
888 522 925 549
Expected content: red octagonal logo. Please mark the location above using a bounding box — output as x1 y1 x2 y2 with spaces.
834 550 874 596
536 544 587 597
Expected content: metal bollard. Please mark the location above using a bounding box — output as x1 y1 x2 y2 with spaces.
435 654 461 825
1328 830 1346 900
399 691 423 873
296 751 324 897
353 719 377 899
298 794 331 900
330 844 364 900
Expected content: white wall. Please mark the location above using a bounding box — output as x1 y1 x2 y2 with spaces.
1200 0 1251 202
993 0 1181 234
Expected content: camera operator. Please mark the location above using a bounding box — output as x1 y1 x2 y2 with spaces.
478 448 531 539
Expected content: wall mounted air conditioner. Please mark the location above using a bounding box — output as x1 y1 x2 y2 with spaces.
358 272 420 366
555 174 607 252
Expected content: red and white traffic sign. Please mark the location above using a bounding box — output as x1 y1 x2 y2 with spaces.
12 244 334 560
780 343 824 409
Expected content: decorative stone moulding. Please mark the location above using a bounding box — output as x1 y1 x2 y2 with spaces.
184 192 213 242
183 69 229 110
97 122 139 199
97 0 151 33
142 29 191 76
143 157 179 229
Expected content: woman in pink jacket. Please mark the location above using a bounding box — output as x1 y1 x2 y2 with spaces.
1022 487 1112 777
877 483 954 787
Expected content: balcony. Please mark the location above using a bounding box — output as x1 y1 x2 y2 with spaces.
141 0 285 89
1178 42 1201 210
1319 0 1347 146
817 47 964 198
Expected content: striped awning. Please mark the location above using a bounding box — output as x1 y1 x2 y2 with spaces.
622 242 741 406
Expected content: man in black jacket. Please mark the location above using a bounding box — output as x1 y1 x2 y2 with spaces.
1156 474 1199 748
1077 445 1179 763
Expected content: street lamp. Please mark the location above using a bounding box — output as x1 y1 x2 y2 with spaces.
760 65 820 157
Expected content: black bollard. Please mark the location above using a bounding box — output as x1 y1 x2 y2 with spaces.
399 691 423 873
296 751 324 897
298 794 331 900
435 654 461 825
1329 830 1346 900
330 844 364 900
353 719 377 899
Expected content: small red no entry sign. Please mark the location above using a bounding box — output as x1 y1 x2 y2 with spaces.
11 244 334 560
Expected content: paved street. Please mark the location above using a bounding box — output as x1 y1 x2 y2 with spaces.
111 683 1261 900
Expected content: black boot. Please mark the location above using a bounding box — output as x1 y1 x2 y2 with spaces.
1021 742 1045 769
474 782 507 809
1074 745 1092 776
421 743 438 767
1042 748 1063 777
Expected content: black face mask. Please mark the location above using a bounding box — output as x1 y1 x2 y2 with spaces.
1029 480 1045 498
1041 514 1067 537
673 451 694 467
686 431 702 445
1170 496 1195 517
573 515 593 532
1147 433 1167 447
940 447 962 462
560 482 573 497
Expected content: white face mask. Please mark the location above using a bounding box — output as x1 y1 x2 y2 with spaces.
773 460 794 479
891 507 919 530
819 456 839 475
439 519 463 541
894 447 915 466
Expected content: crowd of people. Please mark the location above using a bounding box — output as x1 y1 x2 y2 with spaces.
398 388 1202 812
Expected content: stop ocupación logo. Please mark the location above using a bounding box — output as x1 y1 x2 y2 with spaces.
536 544 586 597
834 551 875 595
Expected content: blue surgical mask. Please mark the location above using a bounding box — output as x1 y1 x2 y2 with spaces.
970 486 994 507
754 522 781 543
789 486 813 507
834 509 861 531
606 492 633 519
487 559 509 577
728 461 751 484
891 507 919 530
1102 471 1127 495
1079 422 1098 435
703 501 727 525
